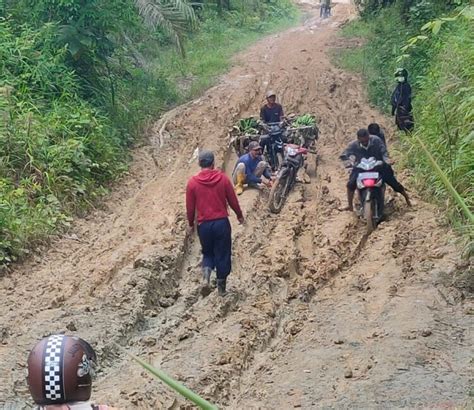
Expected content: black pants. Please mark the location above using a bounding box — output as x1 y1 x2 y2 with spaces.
347 163 405 193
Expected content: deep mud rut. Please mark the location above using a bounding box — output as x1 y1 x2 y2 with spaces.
1 1 472 409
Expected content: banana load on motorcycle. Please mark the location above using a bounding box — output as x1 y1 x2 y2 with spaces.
229 91 319 213
230 91 319 171
340 128 411 233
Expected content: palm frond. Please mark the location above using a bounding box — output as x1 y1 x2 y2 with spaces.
134 0 196 55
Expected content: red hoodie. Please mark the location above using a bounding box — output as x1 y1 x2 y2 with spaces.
186 168 243 226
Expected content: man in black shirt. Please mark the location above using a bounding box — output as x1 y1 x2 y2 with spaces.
341 128 411 211
260 91 284 123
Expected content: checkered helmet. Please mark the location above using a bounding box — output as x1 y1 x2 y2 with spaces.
27 335 97 405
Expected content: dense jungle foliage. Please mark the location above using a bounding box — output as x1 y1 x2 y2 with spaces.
0 0 297 265
338 0 473 235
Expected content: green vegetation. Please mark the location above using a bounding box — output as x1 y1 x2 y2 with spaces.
335 0 473 234
0 0 297 265
118 344 218 409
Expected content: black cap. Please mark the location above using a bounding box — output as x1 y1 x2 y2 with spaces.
198 150 215 168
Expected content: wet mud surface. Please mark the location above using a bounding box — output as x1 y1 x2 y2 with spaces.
1 1 472 409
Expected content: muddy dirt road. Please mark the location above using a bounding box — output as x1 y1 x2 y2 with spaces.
1 1 472 408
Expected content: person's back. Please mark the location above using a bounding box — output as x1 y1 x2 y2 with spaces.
187 168 234 224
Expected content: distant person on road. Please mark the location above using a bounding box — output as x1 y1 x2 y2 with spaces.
391 68 414 132
260 90 284 124
233 141 273 195
186 150 244 296
340 128 411 211
320 0 331 18
27 335 116 410
368 123 387 147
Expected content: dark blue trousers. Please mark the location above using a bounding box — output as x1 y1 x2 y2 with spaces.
197 218 232 280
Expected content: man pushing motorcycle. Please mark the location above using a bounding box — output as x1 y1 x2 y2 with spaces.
341 128 411 212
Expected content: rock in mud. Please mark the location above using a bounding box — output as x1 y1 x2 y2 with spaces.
0 327 10 344
66 321 77 331
141 336 157 346
344 369 353 379
420 329 432 337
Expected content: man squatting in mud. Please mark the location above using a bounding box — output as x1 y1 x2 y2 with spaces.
186 150 244 296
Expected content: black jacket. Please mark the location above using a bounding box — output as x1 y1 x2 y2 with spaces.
340 135 389 164
391 81 412 115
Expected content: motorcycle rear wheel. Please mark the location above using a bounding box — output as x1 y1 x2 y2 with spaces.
269 173 291 213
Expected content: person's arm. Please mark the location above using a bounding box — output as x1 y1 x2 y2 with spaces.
279 105 284 121
242 157 263 184
185 181 196 228
246 171 262 184
260 106 266 122
224 177 244 220
340 142 355 161
376 137 389 163
403 83 412 111
391 87 398 115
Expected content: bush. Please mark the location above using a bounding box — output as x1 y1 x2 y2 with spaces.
0 18 127 264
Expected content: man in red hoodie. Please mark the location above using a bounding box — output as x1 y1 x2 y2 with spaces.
186 150 244 296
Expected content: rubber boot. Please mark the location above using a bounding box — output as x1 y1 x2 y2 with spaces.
234 173 245 196
201 267 212 297
217 278 227 297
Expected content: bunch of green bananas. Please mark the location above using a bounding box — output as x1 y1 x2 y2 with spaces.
293 114 316 127
238 117 259 133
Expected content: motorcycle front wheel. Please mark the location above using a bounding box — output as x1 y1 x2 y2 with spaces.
364 199 375 234
269 171 292 213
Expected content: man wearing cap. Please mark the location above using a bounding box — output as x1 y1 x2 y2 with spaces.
233 141 273 195
260 91 284 124
186 150 244 296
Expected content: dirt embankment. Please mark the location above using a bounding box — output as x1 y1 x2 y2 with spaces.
1 1 472 409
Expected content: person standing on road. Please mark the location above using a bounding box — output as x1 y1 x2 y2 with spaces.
186 150 244 296
391 68 414 132
320 0 331 18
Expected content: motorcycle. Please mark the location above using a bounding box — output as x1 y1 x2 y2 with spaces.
260 122 286 171
268 143 308 213
355 157 386 233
